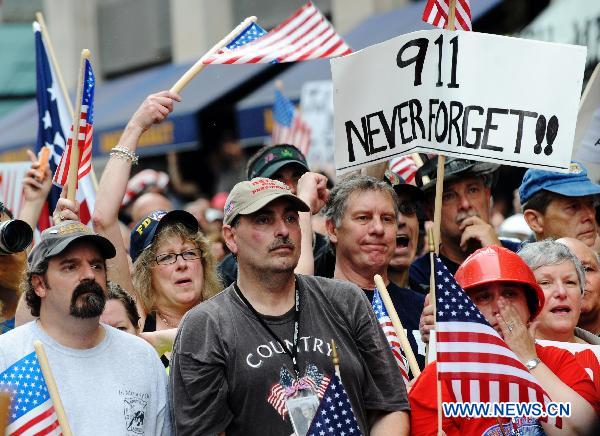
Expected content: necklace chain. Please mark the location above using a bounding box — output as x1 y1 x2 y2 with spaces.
157 311 177 328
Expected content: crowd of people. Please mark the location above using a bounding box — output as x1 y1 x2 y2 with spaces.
1 89 600 435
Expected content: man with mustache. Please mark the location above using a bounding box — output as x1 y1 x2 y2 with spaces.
409 157 520 293
520 162 600 247
0 221 171 435
323 174 426 373
171 178 410 435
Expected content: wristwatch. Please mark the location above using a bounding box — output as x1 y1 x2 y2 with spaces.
525 357 541 371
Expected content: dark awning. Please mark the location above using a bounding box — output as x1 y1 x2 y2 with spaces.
236 0 501 142
0 59 267 160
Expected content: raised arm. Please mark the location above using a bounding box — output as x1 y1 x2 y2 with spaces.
18 150 53 235
92 91 181 319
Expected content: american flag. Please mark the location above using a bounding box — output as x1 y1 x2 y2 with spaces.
434 255 561 428
34 22 94 228
372 289 410 387
307 374 362 436
203 2 351 65
272 89 312 156
389 156 418 186
268 365 329 418
53 59 95 188
0 351 61 435
422 0 472 31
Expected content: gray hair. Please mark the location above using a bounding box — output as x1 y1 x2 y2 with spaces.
518 240 585 294
323 175 398 227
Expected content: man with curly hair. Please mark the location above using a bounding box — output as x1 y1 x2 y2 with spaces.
0 220 171 435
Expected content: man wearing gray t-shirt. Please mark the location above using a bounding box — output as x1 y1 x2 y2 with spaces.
170 178 409 435
0 221 170 435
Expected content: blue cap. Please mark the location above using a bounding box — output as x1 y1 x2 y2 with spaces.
519 161 600 205
130 209 198 263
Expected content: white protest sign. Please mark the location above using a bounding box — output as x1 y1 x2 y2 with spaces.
300 81 334 174
331 29 587 175
537 339 600 392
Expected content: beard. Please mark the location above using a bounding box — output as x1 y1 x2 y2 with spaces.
69 280 106 318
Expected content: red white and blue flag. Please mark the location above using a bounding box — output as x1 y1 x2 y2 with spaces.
307 374 362 436
389 155 419 186
422 0 472 31
34 22 94 228
0 351 61 435
434 255 561 428
271 90 312 156
267 365 329 418
203 2 351 65
372 289 410 386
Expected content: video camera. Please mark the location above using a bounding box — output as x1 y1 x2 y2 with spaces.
0 202 33 255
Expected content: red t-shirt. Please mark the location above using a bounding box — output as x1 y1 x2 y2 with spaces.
409 344 600 436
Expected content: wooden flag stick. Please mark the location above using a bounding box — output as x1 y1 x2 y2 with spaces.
170 16 257 94
331 339 341 379
435 4 457 434
0 392 9 434
425 227 436 366
373 274 421 377
33 340 73 436
65 49 90 202
35 12 74 118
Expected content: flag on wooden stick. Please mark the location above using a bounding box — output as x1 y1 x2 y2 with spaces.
203 1 351 65
0 351 61 435
372 289 411 387
422 0 472 31
34 23 94 227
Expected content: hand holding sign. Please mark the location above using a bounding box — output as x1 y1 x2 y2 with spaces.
331 29 587 174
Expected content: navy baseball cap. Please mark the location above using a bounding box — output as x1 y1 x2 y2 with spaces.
130 210 198 263
519 161 600 205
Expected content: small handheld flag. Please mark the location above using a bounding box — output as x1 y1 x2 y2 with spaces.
372 289 410 386
0 351 61 435
203 2 351 65
272 90 311 156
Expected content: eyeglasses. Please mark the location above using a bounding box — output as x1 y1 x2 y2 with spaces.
398 201 417 216
155 249 201 265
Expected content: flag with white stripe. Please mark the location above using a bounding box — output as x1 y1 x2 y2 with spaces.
34 22 94 228
271 89 312 156
389 155 418 186
372 289 411 387
422 0 472 31
203 2 351 65
434 255 561 428
0 351 61 435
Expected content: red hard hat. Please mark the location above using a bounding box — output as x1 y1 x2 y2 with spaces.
455 245 545 320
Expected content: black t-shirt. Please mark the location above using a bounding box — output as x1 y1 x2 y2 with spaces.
170 275 408 436
363 282 426 374
408 239 522 294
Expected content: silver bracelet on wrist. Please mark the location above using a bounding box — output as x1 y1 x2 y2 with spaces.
110 146 139 165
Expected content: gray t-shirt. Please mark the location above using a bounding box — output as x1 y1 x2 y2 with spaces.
0 320 171 435
170 274 408 435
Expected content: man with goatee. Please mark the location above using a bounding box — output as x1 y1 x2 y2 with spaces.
0 221 171 435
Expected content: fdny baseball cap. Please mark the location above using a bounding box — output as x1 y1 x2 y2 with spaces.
247 144 309 180
28 220 116 271
130 210 198 263
223 178 310 226
418 156 499 192
519 161 600 205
